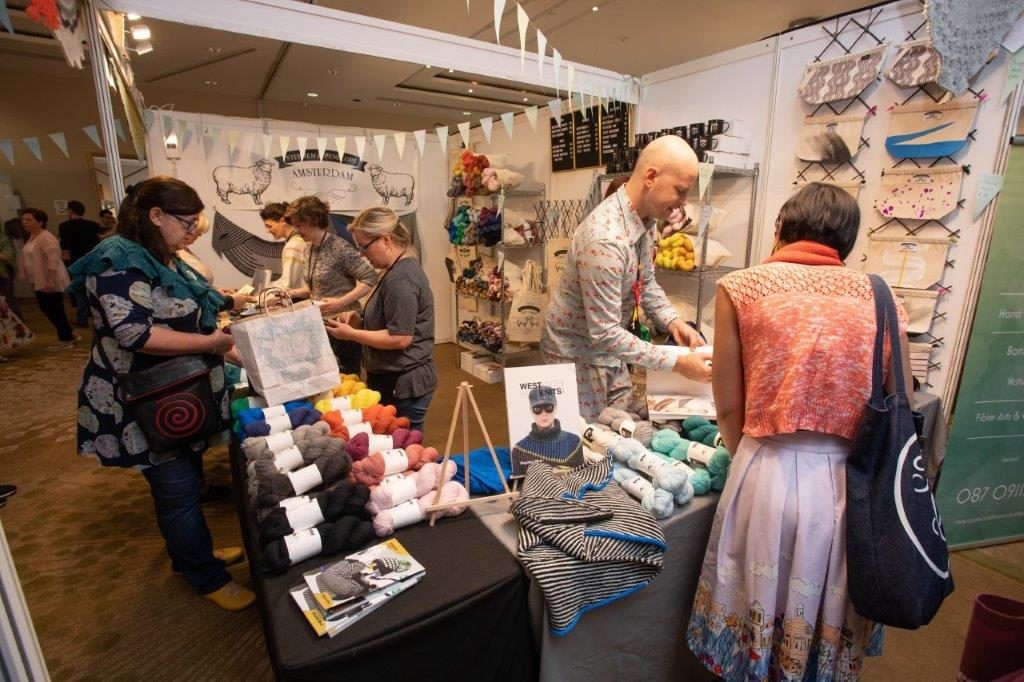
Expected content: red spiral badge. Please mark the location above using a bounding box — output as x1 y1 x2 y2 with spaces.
154 392 207 438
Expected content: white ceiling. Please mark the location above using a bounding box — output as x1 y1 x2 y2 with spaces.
0 0 880 128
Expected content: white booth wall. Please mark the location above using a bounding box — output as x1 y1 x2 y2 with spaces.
636 0 1020 406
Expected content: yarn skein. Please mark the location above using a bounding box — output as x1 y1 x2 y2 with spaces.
247 436 346 497
259 481 371 544
350 443 437 486
651 452 712 496
347 429 424 461
598 407 655 447
612 465 674 519
261 516 376 574
255 449 353 508
333 374 368 397
231 395 267 417
242 422 331 461
236 401 312 432
366 461 458 514
243 407 322 438
372 481 469 536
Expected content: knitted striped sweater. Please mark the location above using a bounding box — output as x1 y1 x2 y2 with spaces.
510 460 666 635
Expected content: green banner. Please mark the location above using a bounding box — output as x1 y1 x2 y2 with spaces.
937 145 1024 548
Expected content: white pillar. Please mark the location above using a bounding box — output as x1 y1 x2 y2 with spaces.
85 0 126 207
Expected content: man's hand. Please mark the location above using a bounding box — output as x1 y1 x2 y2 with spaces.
673 352 712 382
667 318 702 350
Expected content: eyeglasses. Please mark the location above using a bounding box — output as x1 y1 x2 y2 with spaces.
531 404 555 415
168 213 200 234
356 236 382 253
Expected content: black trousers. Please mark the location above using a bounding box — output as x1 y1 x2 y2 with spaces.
35 291 73 341
330 337 362 376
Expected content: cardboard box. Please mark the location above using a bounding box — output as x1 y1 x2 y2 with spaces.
473 361 504 384
705 150 754 170
460 351 491 374
712 135 751 154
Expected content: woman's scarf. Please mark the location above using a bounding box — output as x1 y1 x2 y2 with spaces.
763 240 844 267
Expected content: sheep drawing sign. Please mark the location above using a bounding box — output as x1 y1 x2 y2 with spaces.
204 143 418 213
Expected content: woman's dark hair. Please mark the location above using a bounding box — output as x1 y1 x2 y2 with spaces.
259 202 289 222
20 207 48 227
118 176 204 263
604 176 627 199
285 196 330 229
776 182 860 259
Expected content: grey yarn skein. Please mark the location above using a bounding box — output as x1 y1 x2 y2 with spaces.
242 422 331 462
247 436 346 497
255 448 353 508
598 407 655 447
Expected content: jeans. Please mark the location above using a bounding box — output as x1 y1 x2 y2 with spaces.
330 337 363 376
392 392 434 434
34 291 73 341
141 451 231 595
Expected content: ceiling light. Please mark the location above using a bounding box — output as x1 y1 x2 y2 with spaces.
130 24 151 41
392 103 400 107
425 64 431 68
126 13 141 20
205 80 218 86
306 92 318 97
134 41 153 55
328 69 338 75
523 97 529 102
592 5 599 11
208 47 221 54
462 111 472 115
468 88 474 93
448 68 454 73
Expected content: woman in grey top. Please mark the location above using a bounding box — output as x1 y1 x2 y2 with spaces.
284 196 377 374
325 207 437 433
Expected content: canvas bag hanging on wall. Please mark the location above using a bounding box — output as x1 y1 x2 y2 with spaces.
893 288 940 335
887 40 942 88
231 297 340 405
862 234 951 289
798 44 887 105
507 260 546 343
797 113 868 163
885 97 980 158
794 179 865 200
545 238 572 292
876 166 964 220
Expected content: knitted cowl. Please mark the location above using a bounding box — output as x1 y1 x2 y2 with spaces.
511 419 584 470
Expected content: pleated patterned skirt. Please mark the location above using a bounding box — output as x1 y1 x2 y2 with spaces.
687 432 884 681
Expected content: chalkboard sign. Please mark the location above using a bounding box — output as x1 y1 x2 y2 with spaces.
550 112 575 172
573 106 601 169
601 102 630 165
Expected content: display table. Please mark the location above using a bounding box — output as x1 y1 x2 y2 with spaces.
474 493 721 682
229 442 537 681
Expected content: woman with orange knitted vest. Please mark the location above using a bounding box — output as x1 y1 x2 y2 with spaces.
687 183 912 680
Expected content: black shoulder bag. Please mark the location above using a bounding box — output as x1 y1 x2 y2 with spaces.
845 275 954 628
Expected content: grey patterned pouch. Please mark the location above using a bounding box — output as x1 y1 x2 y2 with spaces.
799 44 888 105
887 40 942 88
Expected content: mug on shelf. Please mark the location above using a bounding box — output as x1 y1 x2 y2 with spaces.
708 119 731 135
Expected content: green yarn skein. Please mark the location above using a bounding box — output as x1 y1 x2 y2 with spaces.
650 428 681 455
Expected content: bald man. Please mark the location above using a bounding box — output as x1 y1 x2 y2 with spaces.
542 136 712 422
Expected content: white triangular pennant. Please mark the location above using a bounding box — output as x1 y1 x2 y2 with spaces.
698 162 715 201
49 132 69 157
566 64 575 100
479 117 493 144
525 106 538 132
537 31 547 80
974 173 1005 220
372 133 386 160
501 112 515 139
225 130 240 154
334 136 346 157
553 49 562 95
181 124 195 151
457 121 472 148
161 115 173 137
516 4 529 71
316 136 327 162
114 119 127 142
208 126 222 149
354 136 366 160
23 137 41 162
493 0 506 44
175 120 188 149
548 99 563 123
278 135 290 159
297 136 308 160
413 129 427 156
239 133 255 160
435 126 449 154
393 132 406 159
262 133 273 159
82 125 101 149
578 92 587 119
0 140 12 165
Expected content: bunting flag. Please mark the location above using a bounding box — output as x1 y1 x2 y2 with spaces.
113 119 127 142
0 139 12 165
175 120 188 149
225 130 241 154
501 112 515 139
567 64 575 101
578 92 587 119
181 123 195 152
49 132 69 157
553 49 562 96
414 129 427 156
525 105 539 132
372 133 386 160
23 137 41 162
162 114 173 137
143 110 154 130
83 125 102 149
698 162 714 201
296 136 308 160
393 131 406 159
316 136 328 162
0 2 13 34
479 117 493 144
435 125 449 155
537 31 547 80
239 132 255 160
548 99 563 123
279 135 290 159
262 133 273 159
354 136 366 160
517 4 529 71
493 0 506 44
334 136 346 156
457 121 472 149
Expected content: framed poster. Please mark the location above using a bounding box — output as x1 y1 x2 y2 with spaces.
550 112 575 172
503 363 583 478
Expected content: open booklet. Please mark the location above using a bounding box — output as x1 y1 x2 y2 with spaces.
290 573 424 638
646 345 716 420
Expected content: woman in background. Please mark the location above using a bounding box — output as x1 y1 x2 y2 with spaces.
260 201 307 290
19 208 74 350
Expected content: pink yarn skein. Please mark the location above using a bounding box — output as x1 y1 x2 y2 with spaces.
346 428 424 461
366 461 458 514
350 443 438 486
372 481 469 536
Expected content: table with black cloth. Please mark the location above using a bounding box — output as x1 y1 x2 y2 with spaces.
229 441 537 681
474 491 721 682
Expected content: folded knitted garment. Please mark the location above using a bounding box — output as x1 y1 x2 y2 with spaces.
510 459 665 635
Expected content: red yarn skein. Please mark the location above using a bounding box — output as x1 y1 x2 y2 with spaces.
351 443 437 486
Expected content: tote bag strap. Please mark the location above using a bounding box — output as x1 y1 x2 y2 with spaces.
868 274 909 398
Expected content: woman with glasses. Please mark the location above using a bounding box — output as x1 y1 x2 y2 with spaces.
283 196 377 374
509 385 583 476
324 206 437 433
260 202 307 290
67 176 255 612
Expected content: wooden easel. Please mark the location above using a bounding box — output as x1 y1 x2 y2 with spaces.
427 381 518 525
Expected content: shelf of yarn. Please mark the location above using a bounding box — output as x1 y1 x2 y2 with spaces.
456 338 534 360
457 289 509 304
